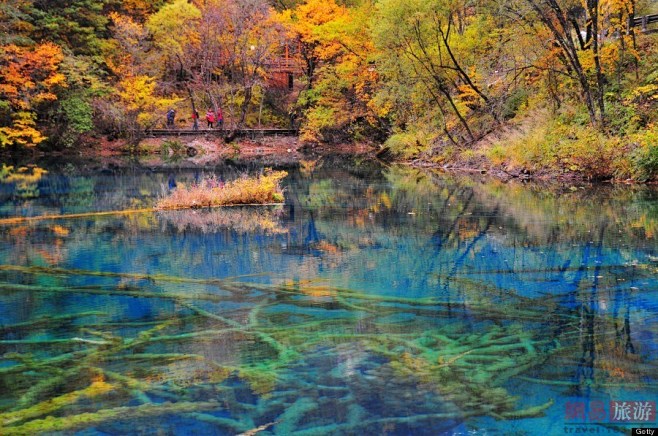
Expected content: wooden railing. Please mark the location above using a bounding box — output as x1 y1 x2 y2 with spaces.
265 57 304 73
143 128 298 137
628 14 658 33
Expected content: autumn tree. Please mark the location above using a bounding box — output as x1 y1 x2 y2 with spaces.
510 0 637 126
116 75 182 129
103 0 286 135
175 0 285 132
0 43 66 147
146 0 202 81
278 0 347 88
117 0 168 21
277 0 386 141
99 10 185 136
373 0 499 144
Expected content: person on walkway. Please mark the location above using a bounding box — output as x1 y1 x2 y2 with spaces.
217 108 224 130
206 109 215 129
166 108 176 128
192 109 199 131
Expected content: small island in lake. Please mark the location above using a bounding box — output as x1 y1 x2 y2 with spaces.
157 170 287 210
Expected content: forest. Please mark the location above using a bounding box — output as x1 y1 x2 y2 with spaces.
1 0 658 180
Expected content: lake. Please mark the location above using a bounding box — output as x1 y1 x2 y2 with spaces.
0 157 657 435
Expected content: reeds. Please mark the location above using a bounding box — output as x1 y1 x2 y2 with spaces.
156 171 287 210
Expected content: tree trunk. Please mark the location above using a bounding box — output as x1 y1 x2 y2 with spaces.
525 0 600 127
239 85 252 127
438 83 474 141
439 14 489 105
588 0 606 124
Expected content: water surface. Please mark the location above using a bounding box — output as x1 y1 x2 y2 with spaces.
0 158 657 435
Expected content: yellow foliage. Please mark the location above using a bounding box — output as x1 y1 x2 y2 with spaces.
276 0 347 61
157 171 287 209
458 84 481 106
117 75 183 128
630 84 658 102
50 225 70 237
146 0 202 57
0 113 46 147
379 192 392 209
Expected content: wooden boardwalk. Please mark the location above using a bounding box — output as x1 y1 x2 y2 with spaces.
144 128 298 138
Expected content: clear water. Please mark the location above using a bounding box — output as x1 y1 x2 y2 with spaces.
1 158 657 435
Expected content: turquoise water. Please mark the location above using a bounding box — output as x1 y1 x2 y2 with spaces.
0 158 657 435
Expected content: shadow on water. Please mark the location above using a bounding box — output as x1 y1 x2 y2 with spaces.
0 158 657 434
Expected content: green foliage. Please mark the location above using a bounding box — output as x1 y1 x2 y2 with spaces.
60 55 109 96
0 2 35 45
501 88 529 121
300 106 338 142
384 131 433 159
605 101 640 136
60 96 94 133
51 94 95 150
160 139 185 156
29 0 113 56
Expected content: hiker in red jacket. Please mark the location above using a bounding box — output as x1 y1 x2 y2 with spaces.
205 109 215 128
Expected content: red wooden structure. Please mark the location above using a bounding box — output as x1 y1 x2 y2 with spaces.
266 43 305 89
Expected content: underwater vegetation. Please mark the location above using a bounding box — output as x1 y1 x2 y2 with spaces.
1 164 658 434
2 260 654 435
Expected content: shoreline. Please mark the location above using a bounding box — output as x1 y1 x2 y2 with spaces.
4 133 655 186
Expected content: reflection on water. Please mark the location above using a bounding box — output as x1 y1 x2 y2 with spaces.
1 158 657 435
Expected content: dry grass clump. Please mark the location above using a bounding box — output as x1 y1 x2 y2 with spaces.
156 170 287 210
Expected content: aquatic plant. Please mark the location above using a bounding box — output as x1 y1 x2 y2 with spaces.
0 171 288 226
156 171 287 210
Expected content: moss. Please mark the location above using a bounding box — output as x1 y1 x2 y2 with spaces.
238 367 278 396
0 266 587 432
0 401 220 435
273 397 317 434
1 381 114 426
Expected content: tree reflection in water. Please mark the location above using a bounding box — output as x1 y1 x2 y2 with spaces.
0 160 656 434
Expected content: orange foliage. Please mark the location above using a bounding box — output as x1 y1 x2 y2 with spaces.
119 0 163 21
50 225 70 237
278 0 347 58
106 12 147 76
0 43 66 147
